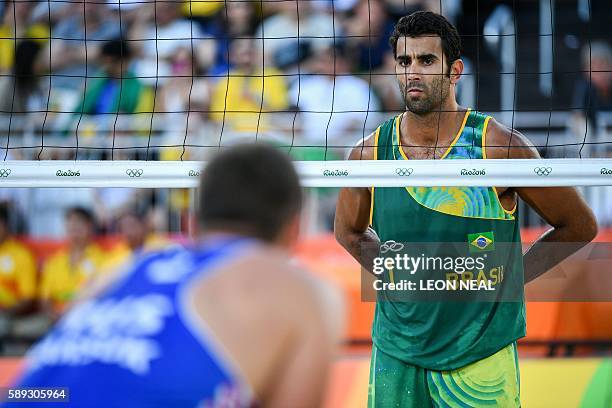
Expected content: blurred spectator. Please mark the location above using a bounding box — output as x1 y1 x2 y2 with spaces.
343 0 395 72
209 38 289 132
116 207 168 253
39 207 105 317
38 0 121 92
180 0 223 28
568 40 612 158
93 188 138 232
70 39 154 116
0 190 29 234
157 46 211 160
0 204 40 354
256 1 339 68
0 40 45 115
157 47 210 119
371 52 404 113
104 207 170 271
290 43 381 147
0 0 48 73
0 204 37 317
208 0 259 75
129 0 215 86
28 188 95 238
384 0 461 23
572 40 612 130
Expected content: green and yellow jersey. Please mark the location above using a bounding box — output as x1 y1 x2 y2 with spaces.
370 109 526 371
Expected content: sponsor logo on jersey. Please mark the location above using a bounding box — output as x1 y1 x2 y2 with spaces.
380 240 404 254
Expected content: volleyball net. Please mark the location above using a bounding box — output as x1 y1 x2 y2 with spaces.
0 0 610 188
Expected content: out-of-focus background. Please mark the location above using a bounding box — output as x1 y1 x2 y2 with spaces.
0 0 611 406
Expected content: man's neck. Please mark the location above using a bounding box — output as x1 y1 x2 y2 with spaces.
401 99 463 146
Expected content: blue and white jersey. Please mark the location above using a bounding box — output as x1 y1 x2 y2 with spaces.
3 238 255 408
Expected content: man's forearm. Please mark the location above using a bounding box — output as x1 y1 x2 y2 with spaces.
523 227 593 284
338 227 380 275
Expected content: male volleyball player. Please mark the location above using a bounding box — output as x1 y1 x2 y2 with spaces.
335 11 598 407
3 145 344 408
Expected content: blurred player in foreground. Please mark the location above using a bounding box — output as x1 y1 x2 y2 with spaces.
335 11 598 408
3 144 344 408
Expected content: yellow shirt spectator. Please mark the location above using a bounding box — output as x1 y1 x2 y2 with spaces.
181 0 222 18
210 67 289 132
0 24 49 72
40 244 106 313
103 234 172 273
0 238 36 309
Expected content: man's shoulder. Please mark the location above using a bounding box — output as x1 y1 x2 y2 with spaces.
204 247 328 306
484 116 540 160
347 114 397 161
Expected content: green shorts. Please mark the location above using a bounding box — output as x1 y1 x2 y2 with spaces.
368 343 521 408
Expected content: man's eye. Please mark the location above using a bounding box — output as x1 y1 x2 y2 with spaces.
423 58 433 65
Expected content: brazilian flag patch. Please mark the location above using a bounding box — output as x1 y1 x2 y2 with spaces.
468 231 495 252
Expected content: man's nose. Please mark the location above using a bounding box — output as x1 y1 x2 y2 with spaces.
404 64 422 82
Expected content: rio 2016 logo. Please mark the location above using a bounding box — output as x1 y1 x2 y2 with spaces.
0 169 10 178
56 170 80 177
460 169 485 176
601 168 612 175
323 170 349 177
188 170 200 177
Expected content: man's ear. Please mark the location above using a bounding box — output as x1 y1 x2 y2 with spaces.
449 59 464 84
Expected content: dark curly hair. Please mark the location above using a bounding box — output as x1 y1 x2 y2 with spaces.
389 11 461 70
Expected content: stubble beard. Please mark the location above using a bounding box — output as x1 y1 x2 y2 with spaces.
399 75 451 115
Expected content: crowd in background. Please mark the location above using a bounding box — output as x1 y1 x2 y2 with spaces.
0 0 463 239
0 0 608 147
0 202 174 355
0 0 609 231
0 0 611 351
0 0 444 152
0 0 609 149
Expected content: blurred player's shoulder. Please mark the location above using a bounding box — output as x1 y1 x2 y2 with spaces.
186 243 344 403
193 244 343 320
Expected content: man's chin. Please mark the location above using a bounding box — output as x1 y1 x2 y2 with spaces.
405 104 433 115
